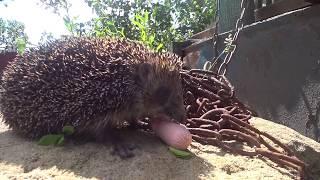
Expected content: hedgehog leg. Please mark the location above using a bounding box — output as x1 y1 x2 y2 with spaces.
97 127 137 159
111 139 137 159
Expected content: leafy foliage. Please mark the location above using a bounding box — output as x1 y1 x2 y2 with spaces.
38 0 70 15
38 0 216 52
39 31 55 43
84 0 216 51
168 146 192 159
62 125 75 136
15 37 26 54
38 134 64 146
173 0 216 37
37 125 75 146
0 18 28 53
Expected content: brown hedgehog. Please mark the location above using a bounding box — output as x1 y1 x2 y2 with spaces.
0 36 186 158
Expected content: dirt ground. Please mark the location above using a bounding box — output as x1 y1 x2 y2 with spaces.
1 117 319 180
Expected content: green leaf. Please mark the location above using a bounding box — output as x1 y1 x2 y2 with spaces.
82 0 216 51
62 125 75 135
141 30 146 42
15 38 26 55
38 134 64 146
155 43 163 52
56 136 65 146
168 147 192 159
119 28 125 37
131 19 145 30
148 34 155 44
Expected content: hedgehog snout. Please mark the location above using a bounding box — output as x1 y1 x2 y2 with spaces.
166 112 186 124
145 104 186 124
172 108 187 124
162 104 187 124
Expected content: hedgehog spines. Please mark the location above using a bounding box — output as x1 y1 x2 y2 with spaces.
0 36 184 139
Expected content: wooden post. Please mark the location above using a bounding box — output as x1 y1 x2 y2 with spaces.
256 0 263 9
244 0 256 25
266 0 273 5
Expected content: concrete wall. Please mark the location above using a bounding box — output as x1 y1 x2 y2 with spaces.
202 5 320 140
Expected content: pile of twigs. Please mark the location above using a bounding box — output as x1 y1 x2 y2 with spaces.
179 69 306 179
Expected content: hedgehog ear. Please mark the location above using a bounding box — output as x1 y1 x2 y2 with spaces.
136 63 153 83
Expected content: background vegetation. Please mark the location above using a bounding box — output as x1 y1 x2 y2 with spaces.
0 18 28 54
1 0 216 52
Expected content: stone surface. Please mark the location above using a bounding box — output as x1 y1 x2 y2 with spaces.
1 117 319 180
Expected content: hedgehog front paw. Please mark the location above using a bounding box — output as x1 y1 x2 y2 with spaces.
98 127 138 159
111 141 137 159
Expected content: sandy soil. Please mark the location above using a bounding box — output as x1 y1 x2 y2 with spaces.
1 117 319 180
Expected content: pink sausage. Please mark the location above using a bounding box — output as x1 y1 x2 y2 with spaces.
151 118 192 150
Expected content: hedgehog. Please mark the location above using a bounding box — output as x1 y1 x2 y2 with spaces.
0 36 186 158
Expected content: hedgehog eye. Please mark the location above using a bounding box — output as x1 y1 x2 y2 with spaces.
154 86 171 105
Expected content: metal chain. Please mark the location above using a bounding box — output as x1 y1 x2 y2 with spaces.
213 0 247 76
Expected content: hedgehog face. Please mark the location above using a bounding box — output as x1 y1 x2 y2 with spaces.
136 63 186 123
150 85 187 123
